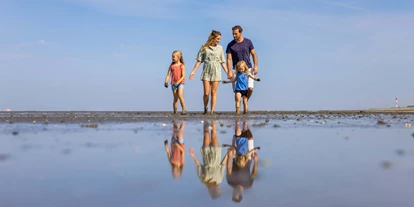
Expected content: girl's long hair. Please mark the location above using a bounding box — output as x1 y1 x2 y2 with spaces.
171 50 184 65
202 30 221 52
236 61 251 75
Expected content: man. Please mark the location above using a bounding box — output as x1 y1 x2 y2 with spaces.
226 25 259 100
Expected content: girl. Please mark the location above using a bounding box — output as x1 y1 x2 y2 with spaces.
189 30 229 115
222 61 261 114
164 121 185 179
164 50 187 115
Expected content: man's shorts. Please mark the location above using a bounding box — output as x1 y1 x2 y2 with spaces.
171 84 184 91
232 68 254 92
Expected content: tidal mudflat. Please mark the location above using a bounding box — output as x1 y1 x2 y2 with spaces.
1 111 414 207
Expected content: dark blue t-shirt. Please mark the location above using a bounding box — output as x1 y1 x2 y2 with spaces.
226 38 254 69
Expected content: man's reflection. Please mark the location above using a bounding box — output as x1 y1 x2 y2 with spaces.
164 121 185 179
223 119 260 203
189 120 231 200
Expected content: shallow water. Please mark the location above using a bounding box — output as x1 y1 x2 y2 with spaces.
1 118 414 207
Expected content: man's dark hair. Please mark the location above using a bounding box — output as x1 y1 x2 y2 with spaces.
232 25 243 33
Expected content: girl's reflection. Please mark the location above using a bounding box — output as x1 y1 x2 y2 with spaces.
164 121 185 179
189 120 231 200
224 119 260 203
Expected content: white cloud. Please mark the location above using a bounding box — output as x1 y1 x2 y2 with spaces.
65 0 199 20
319 0 365 11
0 52 32 60
17 40 48 48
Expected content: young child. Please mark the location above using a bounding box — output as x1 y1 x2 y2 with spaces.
164 121 185 179
223 120 260 203
164 50 187 115
222 60 260 114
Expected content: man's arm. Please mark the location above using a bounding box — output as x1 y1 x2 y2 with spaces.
226 148 234 175
251 49 259 75
251 154 259 179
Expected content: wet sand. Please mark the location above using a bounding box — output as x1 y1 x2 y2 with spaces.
1 109 414 123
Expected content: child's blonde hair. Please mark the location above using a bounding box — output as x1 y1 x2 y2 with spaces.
235 155 249 168
171 164 184 179
172 50 184 65
235 61 251 75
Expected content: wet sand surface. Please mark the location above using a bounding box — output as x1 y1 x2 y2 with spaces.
1 111 414 206
1 109 414 123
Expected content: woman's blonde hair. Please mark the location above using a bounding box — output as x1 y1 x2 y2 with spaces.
172 50 184 65
235 61 251 75
202 30 221 52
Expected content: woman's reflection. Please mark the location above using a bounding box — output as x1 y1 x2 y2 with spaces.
223 119 260 203
164 121 185 179
189 120 231 200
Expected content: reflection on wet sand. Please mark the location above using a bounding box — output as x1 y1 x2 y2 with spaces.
223 119 261 203
189 120 231 200
164 121 185 179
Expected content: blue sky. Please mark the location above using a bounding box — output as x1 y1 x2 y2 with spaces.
1 0 413 111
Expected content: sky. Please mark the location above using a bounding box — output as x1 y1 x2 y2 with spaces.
1 0 413 111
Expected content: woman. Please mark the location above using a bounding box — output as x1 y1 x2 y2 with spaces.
189 120 230 200
189 30 228 114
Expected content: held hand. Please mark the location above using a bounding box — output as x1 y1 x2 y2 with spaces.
227 71 234 79
164 82 168 88
173 82 179 87
253 66 258 75
189 73 195 80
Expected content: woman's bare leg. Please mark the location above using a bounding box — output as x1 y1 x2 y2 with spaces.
210 120 219 147
210 82 219 114
203 121 211 147
202 81 211 114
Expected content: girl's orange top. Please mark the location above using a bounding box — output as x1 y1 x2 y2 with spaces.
170 143 185 165
171 63 185 85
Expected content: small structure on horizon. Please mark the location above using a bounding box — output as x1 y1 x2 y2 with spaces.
396 97 398 108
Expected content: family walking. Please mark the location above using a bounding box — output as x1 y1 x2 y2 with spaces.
164 25 260 114
163 119 261 202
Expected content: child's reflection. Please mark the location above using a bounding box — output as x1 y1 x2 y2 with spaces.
223 120 260 203
164 121 185 179
189 120 231 200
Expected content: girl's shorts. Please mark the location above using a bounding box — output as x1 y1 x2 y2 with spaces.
235 90 248 97
172 84 184 91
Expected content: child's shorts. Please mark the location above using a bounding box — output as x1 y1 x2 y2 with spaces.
235 90 248 97
171 136 184 144
171 84 184 91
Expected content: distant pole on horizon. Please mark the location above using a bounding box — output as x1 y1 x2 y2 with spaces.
396 97 398 108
